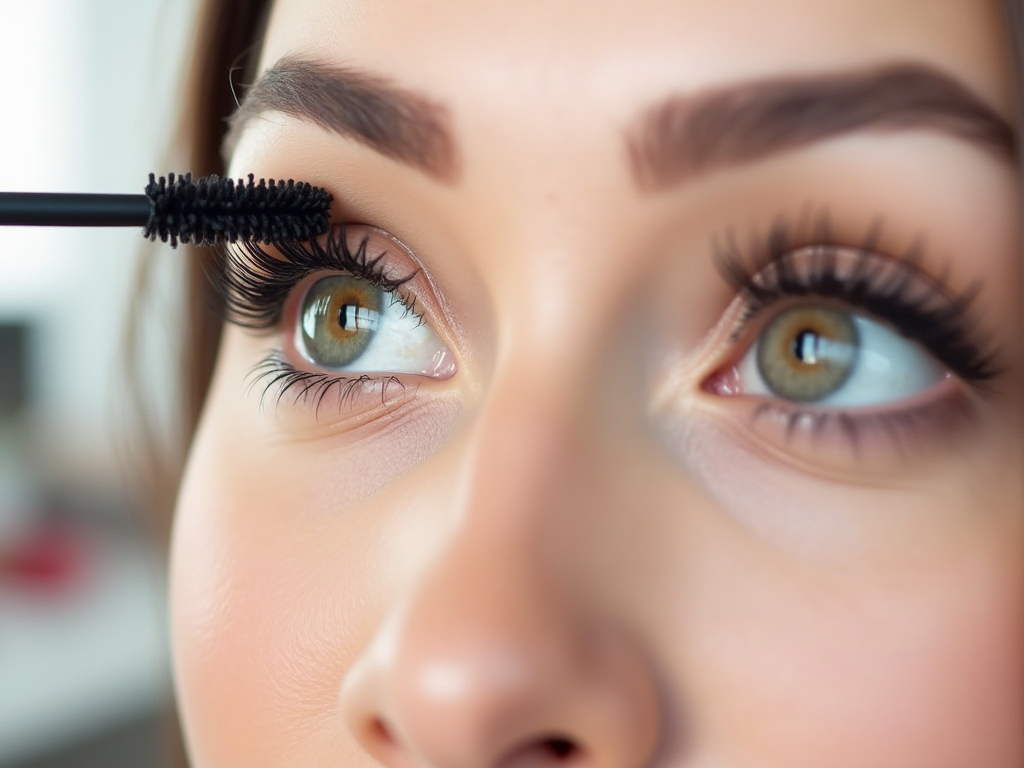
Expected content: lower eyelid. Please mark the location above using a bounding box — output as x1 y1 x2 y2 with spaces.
241 350 465 443
705 382 978 475
246 353 416 416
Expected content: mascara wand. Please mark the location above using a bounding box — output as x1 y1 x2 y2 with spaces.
0 172 333 246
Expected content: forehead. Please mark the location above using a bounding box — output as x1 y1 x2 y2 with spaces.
259 0 1012 116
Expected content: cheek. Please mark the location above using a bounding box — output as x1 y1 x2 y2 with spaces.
170 433 371 766
169 348 461 766
669 494 1024 766
652 421 1024 765
697 559 1023 766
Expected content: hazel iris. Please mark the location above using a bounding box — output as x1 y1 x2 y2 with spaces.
298 275 383 368
757 306 859 402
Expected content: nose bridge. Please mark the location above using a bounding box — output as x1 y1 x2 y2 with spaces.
406 372 588 658
459 366 585 535
340 374 661 768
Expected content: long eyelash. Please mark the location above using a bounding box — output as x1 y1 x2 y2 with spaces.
713 213 1002 385
246 352 407 415
208 223 417 329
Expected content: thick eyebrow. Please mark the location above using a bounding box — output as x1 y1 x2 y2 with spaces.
627 63 1016 191
225 56 459 183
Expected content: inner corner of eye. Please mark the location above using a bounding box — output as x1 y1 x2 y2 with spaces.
701 363 744 397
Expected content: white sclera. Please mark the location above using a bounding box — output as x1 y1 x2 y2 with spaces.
296 292 456 378
738 314 946 407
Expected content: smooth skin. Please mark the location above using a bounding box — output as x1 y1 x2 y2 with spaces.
172 1 1024 766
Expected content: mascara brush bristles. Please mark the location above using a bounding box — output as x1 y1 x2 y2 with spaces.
143 172 333 247
0 172 332 247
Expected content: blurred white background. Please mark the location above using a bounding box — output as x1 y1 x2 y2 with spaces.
0 1 198 766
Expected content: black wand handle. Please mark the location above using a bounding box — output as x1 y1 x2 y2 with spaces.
0 192 151 227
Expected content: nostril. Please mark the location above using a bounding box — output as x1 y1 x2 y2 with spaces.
498 735 583 768
370 717 397 747
542 737 578 760
363 718 421 768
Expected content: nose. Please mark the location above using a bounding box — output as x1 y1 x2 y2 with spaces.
340 390 662 768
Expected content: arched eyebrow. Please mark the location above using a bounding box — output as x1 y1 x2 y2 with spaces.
626 63 1016 191
226 59 1014 192
224 56 461 183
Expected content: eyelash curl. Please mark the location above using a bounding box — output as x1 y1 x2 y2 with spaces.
209 223 418 330
713 213 1002 388
206 223 421 412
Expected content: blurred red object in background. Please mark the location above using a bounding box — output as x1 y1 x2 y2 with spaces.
0 521 89 592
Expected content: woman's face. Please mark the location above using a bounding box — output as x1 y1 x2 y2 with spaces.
171 1 1024 765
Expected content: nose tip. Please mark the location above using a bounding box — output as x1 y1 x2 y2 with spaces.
339 579 660 768
339 382 662 768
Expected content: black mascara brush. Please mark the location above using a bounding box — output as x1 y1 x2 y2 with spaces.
0 172 333 246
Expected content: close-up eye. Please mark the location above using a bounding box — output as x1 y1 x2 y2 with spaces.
703 231 1002 415
292 272 456 377
689 228 1008 463
211 223 460 409
734 304 948 407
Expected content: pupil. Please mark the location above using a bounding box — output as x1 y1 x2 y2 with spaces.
792 329 819 365
338 303 356 331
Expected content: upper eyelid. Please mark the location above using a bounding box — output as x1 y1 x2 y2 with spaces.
211 224 420 330
712 224 1001 386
